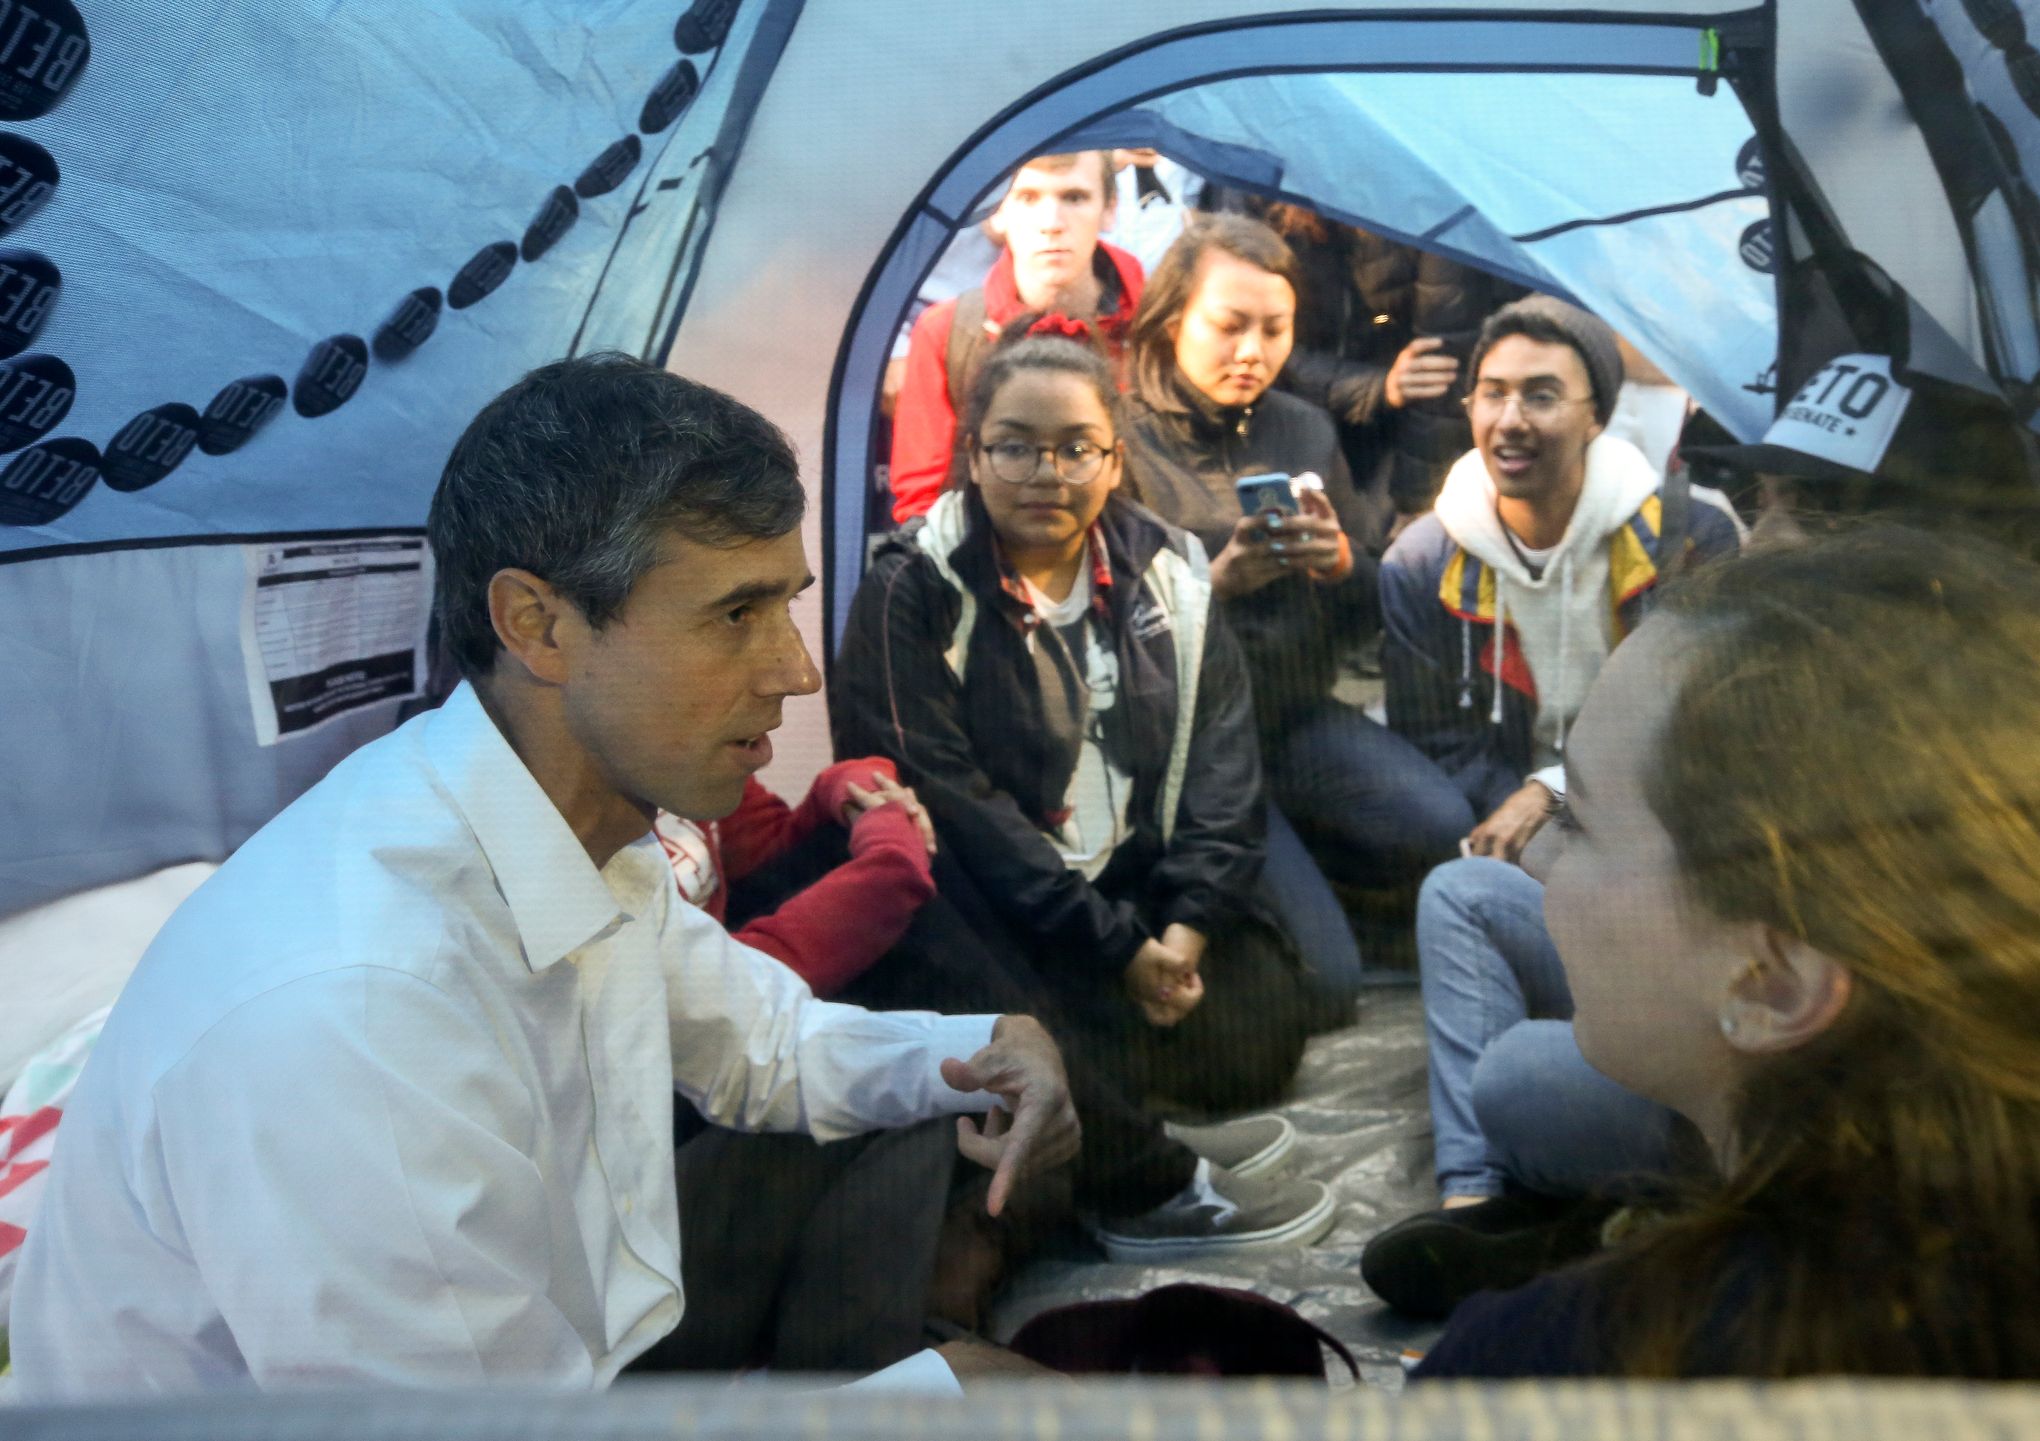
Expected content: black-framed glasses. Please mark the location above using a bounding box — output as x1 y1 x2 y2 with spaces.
978 438 1113 485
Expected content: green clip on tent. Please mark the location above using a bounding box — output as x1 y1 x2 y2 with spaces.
4 0 2038 936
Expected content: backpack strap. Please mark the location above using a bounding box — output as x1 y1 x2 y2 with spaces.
944 287 995 412
1656 465 1694 580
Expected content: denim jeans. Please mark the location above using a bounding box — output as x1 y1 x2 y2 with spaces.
1262 801 1366 1010
1417 857 1680 1199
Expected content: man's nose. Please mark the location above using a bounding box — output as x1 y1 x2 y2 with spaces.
762 619 821 698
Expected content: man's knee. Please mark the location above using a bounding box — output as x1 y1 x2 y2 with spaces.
1418 855 1522 931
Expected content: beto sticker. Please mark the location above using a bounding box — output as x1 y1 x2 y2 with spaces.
0 350 70 451
101 402 201 492
372 287 441 363
448 241 516 310
639 59 701 135
0 245 55 357
1769 354 1911 474
674 0 740 54
575 134 641 199
1735 138 1766 192
0 133 55 237
0 435 96 525
198 373 286 455
293 334 368 418
521 186 578 262
1738 219 1774 273
0 0 88 122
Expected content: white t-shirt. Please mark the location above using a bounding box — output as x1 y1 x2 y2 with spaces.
1021 557 1135 881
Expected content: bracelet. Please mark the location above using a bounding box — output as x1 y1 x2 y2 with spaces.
1307 532 1354 584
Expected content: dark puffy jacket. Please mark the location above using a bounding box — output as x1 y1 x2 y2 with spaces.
1281 225 1525 517
1120 374 1375 733
830 490 1264 972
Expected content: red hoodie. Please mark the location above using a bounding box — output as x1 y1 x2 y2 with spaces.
652 757 933 997
888 240 1146 523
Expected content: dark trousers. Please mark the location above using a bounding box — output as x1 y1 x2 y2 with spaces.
838 849 1312 1217
629 1119 955 1374
1262 698 1478 887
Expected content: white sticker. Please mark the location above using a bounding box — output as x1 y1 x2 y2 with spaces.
238 535 433 746
1765 354 1912 475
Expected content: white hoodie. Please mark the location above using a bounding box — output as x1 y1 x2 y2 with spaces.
1431 434 1662 771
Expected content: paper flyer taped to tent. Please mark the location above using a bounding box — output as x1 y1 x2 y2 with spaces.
237 536 433 746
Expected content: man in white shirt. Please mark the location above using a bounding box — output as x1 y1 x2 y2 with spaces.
9 354 1076 1397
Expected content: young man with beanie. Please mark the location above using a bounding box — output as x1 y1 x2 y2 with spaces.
1378 294 1740 861
1361 299 1739 1321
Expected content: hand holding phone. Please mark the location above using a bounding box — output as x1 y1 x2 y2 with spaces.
1235 472 1299 522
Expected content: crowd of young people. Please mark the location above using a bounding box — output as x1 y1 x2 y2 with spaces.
12 143 2040 1398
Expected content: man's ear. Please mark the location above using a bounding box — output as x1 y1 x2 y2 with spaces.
487 567 574 686
1718 926 1853 1055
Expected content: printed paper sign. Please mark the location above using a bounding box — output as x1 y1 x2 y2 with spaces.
239 535 432 745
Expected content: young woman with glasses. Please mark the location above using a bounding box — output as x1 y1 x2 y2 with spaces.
830 317 1340 1263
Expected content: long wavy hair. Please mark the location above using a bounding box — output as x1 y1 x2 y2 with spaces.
1598 524 2040 1378
1126 212 1301 414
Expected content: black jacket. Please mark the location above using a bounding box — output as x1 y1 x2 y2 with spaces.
1120 375 1376 732
830 491 1265 973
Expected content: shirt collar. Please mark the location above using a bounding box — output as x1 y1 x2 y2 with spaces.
424 682 651 971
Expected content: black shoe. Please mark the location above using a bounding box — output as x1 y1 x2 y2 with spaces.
1360 1193 1614 1320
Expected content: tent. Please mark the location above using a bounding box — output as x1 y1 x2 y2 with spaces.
3 0 2036 921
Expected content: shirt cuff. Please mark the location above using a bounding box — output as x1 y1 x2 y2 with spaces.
926 1014 1001 1112
844 1347 962 1395
1529 764 1566 798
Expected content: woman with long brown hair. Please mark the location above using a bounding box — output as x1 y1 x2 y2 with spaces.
1415 524 2040 1378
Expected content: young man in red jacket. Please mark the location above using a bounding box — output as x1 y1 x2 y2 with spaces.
887 150 1145 522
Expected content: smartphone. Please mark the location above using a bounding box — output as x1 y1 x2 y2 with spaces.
1235 471 1299 519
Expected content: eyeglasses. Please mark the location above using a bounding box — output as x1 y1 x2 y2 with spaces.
1462 388 1594 422
978 438 1114 485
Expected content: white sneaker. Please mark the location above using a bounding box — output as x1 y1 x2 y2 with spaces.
1162 1114 1296 1180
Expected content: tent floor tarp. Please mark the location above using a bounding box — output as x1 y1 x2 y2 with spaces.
988 984 1446 1388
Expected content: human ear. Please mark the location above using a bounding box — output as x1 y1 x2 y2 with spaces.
487 567 574 686
1717 926 1853 1054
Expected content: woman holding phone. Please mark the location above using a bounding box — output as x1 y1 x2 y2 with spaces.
1121 214 1477 951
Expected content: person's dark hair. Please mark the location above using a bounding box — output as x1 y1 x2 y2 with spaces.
1128 213 1302 413
428 351 803 679
947 313 1124 494
1595 525 2040 1378
1467 295 1625 427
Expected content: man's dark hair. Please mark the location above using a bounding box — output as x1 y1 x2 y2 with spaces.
427 351 804 679
1128 212 1303 412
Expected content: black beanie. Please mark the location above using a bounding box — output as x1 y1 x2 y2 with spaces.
1469 295 1625 426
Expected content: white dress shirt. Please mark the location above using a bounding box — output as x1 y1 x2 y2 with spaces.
8 683 997 1397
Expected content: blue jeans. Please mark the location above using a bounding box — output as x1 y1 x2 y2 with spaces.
1417 857 1680 1199
1261 802 1365 1010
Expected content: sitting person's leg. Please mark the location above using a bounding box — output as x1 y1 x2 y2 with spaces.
1138 904 1315 1115
1470 1020 1681 1202
1367 859 1685 1318
847 855 1335 1260
639 1119 953 1373
1416 856 1575 1201
1264 700 1476 890
1258 802 1365 1021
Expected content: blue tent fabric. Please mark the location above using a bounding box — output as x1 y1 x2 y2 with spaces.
5 0 2039 921
0 0 770 559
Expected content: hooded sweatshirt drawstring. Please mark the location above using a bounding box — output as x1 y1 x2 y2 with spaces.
1553 551 1574 758
1490 573 1507 727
